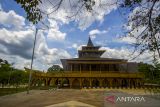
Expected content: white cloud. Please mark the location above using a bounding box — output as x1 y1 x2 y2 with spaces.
39 0 117 30
101 47 154 63
0 53 30 70
77 45 86 50
36 35 71 66
0 9 71 70
89 29 107 39
47 9 69 24
0 27 71 70
72 43 78 49
117 36 136 44
47 28 66 41
76 0 117 30
47 19 66 41
48 19 59 29
67 43 80 50
0 10 25 29
0 28 34 59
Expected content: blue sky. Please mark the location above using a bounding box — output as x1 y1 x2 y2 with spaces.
0 0 153 70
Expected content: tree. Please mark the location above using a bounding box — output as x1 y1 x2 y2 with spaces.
15 0 42 24
14 0 160 59
10 69 28 88
0 58 28 88
152 60 160 84
0 59 12 88
123 0 160 59
139 61 160 84
47 65 63 73
15 0 96 24
138 63 154 82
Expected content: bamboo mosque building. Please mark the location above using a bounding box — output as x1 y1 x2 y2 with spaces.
30 37 144 88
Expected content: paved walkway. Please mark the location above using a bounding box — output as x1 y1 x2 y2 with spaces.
45 100 96 107
0 89 159 107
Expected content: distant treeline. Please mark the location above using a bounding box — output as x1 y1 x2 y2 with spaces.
0 59 28 88
138 61 160 84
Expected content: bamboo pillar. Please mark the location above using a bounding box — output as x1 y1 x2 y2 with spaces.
130 79 132 88
70 83 72 88
90 64 91 74
47 78 50 86
45 78 47 86
89 78 92 88
80 78 82 88
51 78 56 87
80 64 81 73
127 79 130 88
135 79 138 88
109 78 112 88
99 79 103 87
71 64 73 72
100 64 101 73
69 78 73 88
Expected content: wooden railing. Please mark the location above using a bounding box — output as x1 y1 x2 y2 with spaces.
32 71 144 78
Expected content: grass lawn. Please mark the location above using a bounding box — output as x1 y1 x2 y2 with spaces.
0 88 27 96
0 86 56 96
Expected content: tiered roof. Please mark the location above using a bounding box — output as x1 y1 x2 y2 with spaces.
78 37 105 58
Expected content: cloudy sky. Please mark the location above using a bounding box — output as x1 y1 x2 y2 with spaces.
0 0 154 71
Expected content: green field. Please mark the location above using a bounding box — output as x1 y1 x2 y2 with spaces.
0 88 27 96
0 86 56 96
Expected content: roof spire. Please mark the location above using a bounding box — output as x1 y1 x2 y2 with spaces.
87 36 94 47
